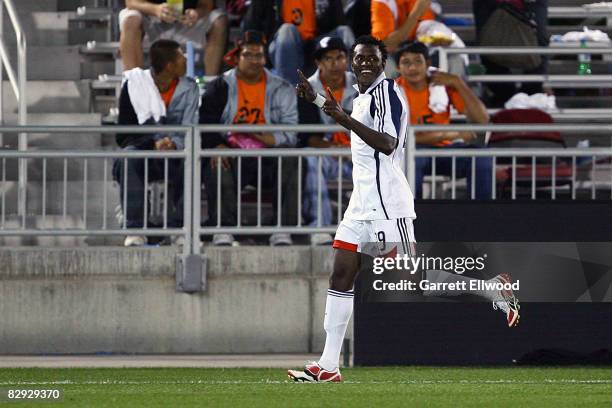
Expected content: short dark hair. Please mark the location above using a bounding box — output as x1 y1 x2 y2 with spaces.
150 39 181 74
350 35 388 63
394 41 429 65
238 29 267 55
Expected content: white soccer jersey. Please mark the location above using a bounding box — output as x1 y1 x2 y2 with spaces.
343 72 416 221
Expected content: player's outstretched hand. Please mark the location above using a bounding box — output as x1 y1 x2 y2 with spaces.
322 86 347 123
296 70 315 103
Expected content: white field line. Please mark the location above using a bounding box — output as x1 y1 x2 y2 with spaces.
0 379 609 386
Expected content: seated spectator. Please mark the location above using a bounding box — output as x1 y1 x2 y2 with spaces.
199 30 299 246
394 41 492 199
371 0 435 52
243 0 354 85
473 0 549 107
296 37 357 245
113 39 200 246
119 0 228 75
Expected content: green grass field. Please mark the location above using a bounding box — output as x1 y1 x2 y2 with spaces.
0 366 610 407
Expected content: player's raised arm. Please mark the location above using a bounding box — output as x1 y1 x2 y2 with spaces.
321 85 397 155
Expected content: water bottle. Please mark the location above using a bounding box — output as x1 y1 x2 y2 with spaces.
167 0 183 19
578 39 592 75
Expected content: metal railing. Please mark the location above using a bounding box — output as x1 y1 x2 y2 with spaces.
0 126 194 257
436 46 612 88
0 124 612 250
0 0 26 217
407 124 612 201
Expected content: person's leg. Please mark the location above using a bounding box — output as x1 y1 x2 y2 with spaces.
452 145 493 200
279 156 300 226
318 247 361 371
521 0 548 95
414 155 432 199
203 13 228 76
112 148 146 228
165 159 185 227
302 155 320 226
323 25 355 54
202 158 238 226
118 9 145 70
305 156 339 227
268 23 304 85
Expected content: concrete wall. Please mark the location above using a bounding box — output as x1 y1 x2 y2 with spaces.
0 246 341 354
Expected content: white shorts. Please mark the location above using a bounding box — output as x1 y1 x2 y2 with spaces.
333 217 416 257
118 8 225 50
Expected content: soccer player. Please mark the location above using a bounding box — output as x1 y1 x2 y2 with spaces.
289 35 415 383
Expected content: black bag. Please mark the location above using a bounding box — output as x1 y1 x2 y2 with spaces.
478 1 542 70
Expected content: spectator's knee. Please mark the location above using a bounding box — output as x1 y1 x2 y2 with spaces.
334 25 355 45
121 13 143 35
275 23 301 43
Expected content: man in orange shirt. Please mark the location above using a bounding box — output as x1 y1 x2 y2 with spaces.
371 0 435 52
199 30 299 246
394 41 492 199
243 0 354 85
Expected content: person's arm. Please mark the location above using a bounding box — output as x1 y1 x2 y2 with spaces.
257 81 298 147
416 131 476 145
126 0 176 22
321 85 397 155
430 71 489 124
377 0 431 52
164 80 200 150
199 77 229 149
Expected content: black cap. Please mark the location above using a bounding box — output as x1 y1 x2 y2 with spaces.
313 37 347 60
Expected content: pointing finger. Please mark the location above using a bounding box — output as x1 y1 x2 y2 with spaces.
325 86 336 102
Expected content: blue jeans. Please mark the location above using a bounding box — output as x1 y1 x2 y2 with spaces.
112 145 184 228
415 144 493 199
269 24 355 85
303 156 353 226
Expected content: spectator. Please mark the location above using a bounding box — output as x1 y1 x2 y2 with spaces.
119 0 228 75
243 0 354 85
473 0 549 107
199 30 299 246
371 0 435 52
113 39 200 246
394 41 492 199
296 37 357 245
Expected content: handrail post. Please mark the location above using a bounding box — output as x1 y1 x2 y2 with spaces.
438 47 449 72
407 127 416 192
1 0 28 217
192 125 201 255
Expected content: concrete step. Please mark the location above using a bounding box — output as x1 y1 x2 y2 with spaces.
2 46 81 80
0 215 88 246
58 0 111 11
1 180 121 227
13 0 59 14
0 214 122 246
2 80 91 114
1 112 103 150
26 45 81 80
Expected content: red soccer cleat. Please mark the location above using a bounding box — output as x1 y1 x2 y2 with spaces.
287 361 342 383
492 273 521 327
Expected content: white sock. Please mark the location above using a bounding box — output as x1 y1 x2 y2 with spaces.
318 289 353 371
422 270 500 302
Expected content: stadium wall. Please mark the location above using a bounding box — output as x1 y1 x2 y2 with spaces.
0 247 335 354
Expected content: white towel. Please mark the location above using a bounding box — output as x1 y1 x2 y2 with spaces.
427 67 449 114
504 92 557 112
122 68 166 124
